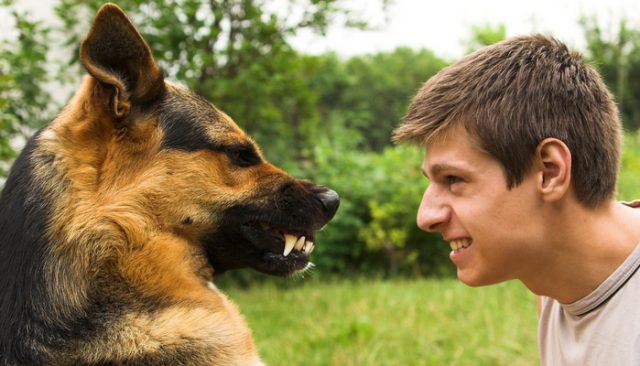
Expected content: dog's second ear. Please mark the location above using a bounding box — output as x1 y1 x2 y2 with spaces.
80 3 164 119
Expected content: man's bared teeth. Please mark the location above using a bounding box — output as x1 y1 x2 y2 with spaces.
294 236 305 251
449 239 472 253
283 234 297 256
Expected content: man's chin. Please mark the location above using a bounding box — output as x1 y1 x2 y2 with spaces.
457 270 504 287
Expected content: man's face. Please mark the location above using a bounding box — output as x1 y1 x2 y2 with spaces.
418 125 545 286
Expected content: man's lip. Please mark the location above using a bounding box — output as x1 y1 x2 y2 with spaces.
443 236 472 241
449 244 473 266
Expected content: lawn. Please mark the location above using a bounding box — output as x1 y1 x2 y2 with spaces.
222 277 538 365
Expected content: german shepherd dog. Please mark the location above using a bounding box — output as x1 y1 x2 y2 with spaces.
0 3 339 365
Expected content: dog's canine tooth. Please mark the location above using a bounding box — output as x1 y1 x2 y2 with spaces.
283 234 297 256
294 236 305 251
303 241 314 254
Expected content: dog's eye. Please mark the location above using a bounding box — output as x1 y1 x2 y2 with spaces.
225 144 261 167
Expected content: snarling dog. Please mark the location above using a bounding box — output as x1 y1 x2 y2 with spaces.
0 3 339 365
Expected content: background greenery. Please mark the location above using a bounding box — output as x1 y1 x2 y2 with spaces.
2 2 640 364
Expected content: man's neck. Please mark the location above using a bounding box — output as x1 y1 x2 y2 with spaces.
522 199 640 304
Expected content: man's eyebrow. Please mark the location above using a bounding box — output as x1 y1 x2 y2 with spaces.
431 164 451 175
424 163 463 179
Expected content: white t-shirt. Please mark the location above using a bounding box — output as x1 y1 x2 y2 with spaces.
538 239 640 365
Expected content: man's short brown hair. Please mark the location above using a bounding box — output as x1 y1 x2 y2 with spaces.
394 34 621 208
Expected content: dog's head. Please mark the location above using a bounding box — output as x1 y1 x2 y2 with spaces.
72 4 339 277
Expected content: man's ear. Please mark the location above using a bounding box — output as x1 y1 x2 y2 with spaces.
80 3 164 120
535 138 572 202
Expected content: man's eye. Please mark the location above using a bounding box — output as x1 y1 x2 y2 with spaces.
445 175 464 185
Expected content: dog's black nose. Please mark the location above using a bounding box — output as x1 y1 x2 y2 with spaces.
316 188 340 220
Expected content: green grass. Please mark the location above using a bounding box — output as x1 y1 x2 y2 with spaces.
223 277 538 365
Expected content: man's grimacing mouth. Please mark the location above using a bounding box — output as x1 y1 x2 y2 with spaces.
449 238 472 253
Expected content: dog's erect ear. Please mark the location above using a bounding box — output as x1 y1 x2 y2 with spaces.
80 3 164 119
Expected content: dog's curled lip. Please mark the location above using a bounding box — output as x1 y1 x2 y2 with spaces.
234 224 312 276
260 251 311 276
241 221 317 255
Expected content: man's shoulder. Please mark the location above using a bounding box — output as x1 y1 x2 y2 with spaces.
538 265 640 366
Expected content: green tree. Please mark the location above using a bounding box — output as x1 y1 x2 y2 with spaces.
463 23 506 54
581 16 640 130
0 74 15 176
307 48 448 151
54 0 388 165
0 0 53 175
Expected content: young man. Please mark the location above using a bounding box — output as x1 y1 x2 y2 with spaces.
393 35 640 365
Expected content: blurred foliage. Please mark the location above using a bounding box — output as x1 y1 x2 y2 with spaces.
2 0 640 279
0 0 53 175
618 131 640 201
53 0 389 166
463 23 506 54
306 48 448 151
581 16 640 130
300 130 452 277
0 74 15 176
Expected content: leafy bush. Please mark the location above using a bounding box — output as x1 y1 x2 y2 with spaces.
619 131 640 200
0 1 54 176
0 74 16 176
300 131 452 277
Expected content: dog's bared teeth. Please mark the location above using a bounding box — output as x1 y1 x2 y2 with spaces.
283 234 297 256
303 241 314 254
294 236 305 251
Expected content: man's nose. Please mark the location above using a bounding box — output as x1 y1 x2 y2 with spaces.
416 185 450 232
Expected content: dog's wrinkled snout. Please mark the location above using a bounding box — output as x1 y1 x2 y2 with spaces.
315 187 340 220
